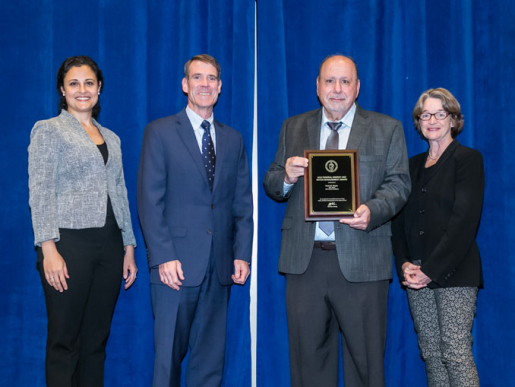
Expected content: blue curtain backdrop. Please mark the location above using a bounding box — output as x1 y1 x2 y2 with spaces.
257 0 515 386
0 1 254 386
1 0 515 386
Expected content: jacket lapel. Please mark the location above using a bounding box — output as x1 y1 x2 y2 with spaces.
346 104 370 150
212 121 226 192
61 111 106 166
420 140 459 186
307 109 322 150
175 109 210 188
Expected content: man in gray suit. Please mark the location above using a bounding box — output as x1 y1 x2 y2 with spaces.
264 55 410 387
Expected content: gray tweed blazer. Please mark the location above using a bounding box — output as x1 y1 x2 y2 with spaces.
28 110 136 247
264 105 411 282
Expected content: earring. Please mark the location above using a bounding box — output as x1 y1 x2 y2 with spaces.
62 93 65 96
98 91 100 95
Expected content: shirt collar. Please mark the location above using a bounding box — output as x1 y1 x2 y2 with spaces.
186 106 214 130
321 102 356 129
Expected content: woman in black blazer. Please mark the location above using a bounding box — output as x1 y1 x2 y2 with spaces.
392 88 484 387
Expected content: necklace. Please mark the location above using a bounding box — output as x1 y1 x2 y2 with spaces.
427 137 453 161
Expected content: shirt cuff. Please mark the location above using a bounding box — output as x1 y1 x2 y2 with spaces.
283 181 294 196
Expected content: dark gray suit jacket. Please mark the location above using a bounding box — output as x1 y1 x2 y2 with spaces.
264 105 410 282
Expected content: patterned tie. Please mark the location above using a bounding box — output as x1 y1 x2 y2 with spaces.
319 121 342 236
201 120 216 190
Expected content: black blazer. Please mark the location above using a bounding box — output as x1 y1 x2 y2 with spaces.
392 140 484 288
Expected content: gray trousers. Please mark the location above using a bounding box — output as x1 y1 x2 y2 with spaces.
407 286 479 387
286 247 389 387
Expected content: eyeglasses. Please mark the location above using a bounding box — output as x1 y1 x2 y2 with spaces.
419 111 450 121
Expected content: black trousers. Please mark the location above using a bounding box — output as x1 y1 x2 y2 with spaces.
286 246 389 387
37 214 124 387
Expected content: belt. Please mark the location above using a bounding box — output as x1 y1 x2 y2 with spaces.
313 241 336 250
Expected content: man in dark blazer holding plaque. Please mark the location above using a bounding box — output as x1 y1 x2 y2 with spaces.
138 54 253 387
264 55 410 387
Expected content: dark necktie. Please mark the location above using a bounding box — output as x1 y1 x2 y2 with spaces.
201 120 216 190
325 121 342 150
319 121 342 236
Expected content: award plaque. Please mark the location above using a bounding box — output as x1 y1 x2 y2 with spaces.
304 149 360 221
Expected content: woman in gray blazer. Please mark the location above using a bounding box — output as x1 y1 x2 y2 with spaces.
28 56 137 386
392 88 484 387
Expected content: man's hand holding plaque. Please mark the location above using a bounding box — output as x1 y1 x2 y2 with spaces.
285 156 309 184
339 204 370 230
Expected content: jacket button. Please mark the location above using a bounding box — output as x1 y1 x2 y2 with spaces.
421 188 427 193
419 230 425 236
207 229 212 234
419 209 425 214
